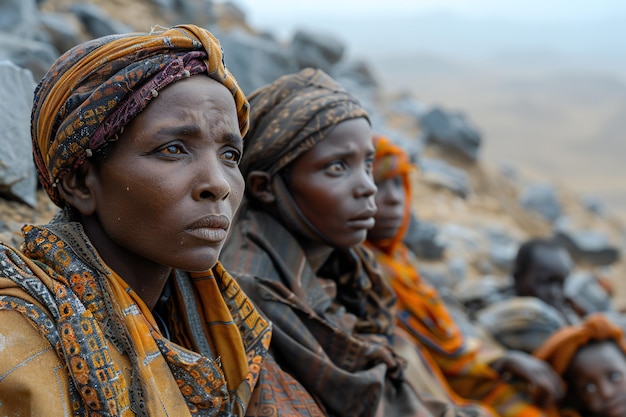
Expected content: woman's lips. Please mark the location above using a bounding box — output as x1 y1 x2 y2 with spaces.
186 215 230 242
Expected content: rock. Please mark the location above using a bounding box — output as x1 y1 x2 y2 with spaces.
403 213 445 260
0 61 37 207
38 12 84 54
419 107 482 161
565 271 612 315
580 194 607 216
419 157 471 198
0 34 59 81
334 59 378 89
216 28 298 95
290 29 345 74
69 3 133 38
484 227 519 271
553 228 620 266
0 0 39 39
519 183 561 223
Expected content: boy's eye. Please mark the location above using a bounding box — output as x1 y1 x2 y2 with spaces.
327 161 346 173
584 382 597 393
609 370 623 383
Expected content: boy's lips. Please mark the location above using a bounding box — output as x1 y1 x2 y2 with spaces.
348 208 377 229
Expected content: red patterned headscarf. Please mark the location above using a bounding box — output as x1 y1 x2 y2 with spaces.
32 24 249 207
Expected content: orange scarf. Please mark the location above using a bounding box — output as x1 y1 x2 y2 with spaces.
366 135 542 417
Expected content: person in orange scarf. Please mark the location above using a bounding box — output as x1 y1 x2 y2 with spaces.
0 24 321 416
365 134 564 416
534 313 626 417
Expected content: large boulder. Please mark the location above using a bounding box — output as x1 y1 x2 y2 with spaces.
0 61 37 207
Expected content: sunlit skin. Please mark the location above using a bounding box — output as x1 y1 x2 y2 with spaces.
515 245 573 312
568 341 626 417
367 175 405 242
288 117 377 250
59 76 244 309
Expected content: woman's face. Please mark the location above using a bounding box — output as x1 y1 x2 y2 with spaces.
85 75 244 273
289 117 377 249
569 341 626 417
367 175 405 242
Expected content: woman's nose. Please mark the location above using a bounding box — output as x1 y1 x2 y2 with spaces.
193 161 231 201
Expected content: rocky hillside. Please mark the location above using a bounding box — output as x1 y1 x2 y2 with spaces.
2 0 625 309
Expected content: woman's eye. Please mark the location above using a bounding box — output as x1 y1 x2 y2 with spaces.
160 144 183 155
221 149 241 163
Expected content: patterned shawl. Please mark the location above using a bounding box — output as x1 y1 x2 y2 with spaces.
0 213 270 416
221 208 433 417
31 24 249 207
365 136 542 417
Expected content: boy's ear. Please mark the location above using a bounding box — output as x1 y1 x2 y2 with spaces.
246 171 275 204
57 161 97 216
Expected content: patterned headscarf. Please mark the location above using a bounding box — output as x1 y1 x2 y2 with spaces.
32 24 249 207
240 67 369 177
240 68 370 245
370 134 415 253
534 312 626 375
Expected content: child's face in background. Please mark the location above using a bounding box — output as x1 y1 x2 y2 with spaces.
568 341 626 417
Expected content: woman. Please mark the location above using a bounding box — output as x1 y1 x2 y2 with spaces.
219 67 482 417
534 313 626 417
364 135 564 416
0 25 321 416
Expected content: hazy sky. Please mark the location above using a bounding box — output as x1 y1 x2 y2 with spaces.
231 0 626 74
234 0 626 27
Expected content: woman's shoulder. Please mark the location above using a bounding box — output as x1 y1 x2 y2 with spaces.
0 309 75 415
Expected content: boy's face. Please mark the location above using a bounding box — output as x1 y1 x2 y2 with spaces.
289 117 377 249
569 341 626 417
517 246 572 310
368 175 405 242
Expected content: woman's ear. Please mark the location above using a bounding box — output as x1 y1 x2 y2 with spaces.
57 161 97 216
246 171 275 204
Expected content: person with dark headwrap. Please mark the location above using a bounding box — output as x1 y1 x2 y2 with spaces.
220 67 485 417
0 24 322 416
534 313 626 417
364 135 565 417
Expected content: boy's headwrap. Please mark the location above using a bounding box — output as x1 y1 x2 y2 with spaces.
31 24 249 207
240 67 369 177
534 313 626 375
240 68 370 245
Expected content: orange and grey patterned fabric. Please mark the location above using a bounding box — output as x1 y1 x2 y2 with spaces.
0 214 270 416
31 24 249 207
365 135 545 417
